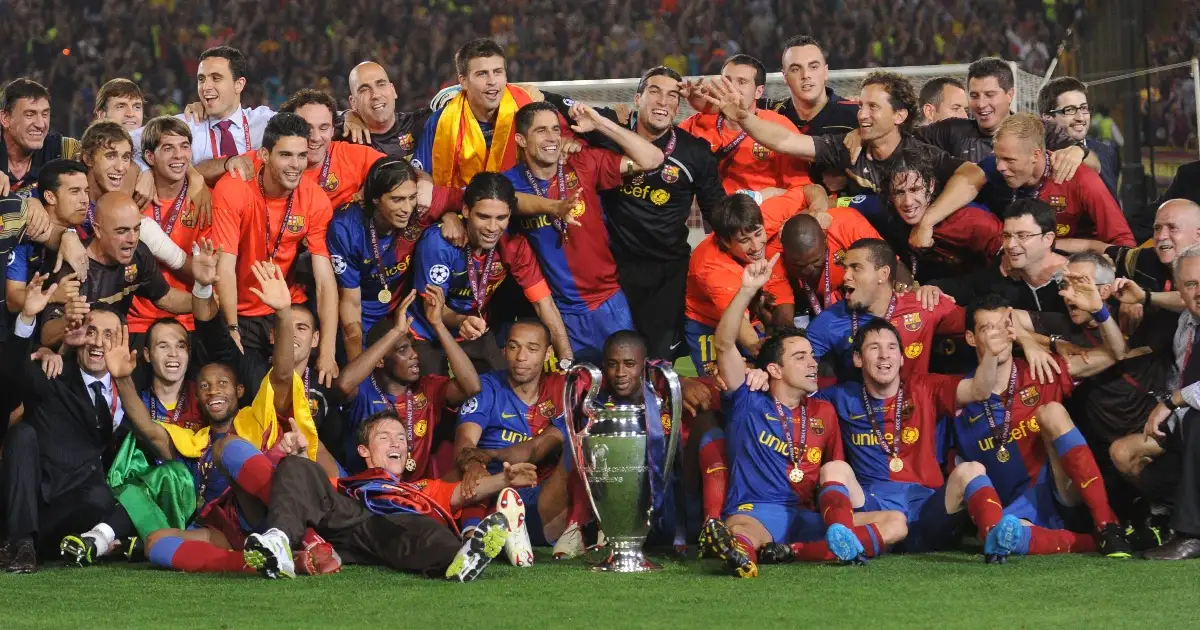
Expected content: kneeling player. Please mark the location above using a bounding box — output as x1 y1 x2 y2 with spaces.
698 255 908 578
817 315 1016 554
953 292 1133 560
244 410 538 581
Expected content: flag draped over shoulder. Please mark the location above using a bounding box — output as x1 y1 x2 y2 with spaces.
431 84 532 188
106 432 196 537
338 469 460 536
161 371 320 461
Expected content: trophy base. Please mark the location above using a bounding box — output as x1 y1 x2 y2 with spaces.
590 550 662 573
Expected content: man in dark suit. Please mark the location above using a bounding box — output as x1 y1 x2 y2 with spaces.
0 273 132 573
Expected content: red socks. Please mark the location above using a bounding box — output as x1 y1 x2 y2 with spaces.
1025 527 1097 555
151 537 254 573
818 482 855 528
965 483 1005 539
698 432 728 521
220 438 275 504
566 473 593 528
1053 430 1119 527
733 534 758 564
789 524 883 561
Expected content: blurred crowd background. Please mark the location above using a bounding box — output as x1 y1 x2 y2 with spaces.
0 0 1195 150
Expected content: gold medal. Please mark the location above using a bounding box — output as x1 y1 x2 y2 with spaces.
788 466 804 483
405 457 416 472
889 457 904 473
996 446 1010 463
378 288 393 304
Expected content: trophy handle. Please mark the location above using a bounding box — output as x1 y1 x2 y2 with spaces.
648 362 683 479
563 363 604 523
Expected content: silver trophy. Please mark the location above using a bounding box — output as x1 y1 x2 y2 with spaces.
563 362 682 572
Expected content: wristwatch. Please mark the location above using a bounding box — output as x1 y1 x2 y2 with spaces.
227 324 240 332
1163 393 1181 411
1048 334 1062 354
559 357 573 370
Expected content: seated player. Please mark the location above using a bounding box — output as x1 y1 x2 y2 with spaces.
454 319 574 566
334 285 480 476
140 318 202 430
805 238 964 382
697 255 909 578
410 172 572 375
954 293 1134 560
241 409 539 581
679 54 815 196
504 100 662 364
776 209 881 328
978 114 1134 246
328 157 464 360
817 316 1021 554
881 150 1003 283
684 193 794 377
110 259 337 575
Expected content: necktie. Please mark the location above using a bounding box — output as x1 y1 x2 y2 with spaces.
215 119 237 158
89 381 113 440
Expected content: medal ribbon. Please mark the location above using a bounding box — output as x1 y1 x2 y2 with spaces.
861 385 904 459
629 113 677 179
149 389 185 426
368 218 401 291
318 145 334 189
714 115 749 159
1012 153 1052 203
257 169 297 261
522 163 569 243
805 263 832 315
151 178 190 237
851 292 898 337
774 398 809 478
466 247 496 313
372 375 415 466
982 361 1019 453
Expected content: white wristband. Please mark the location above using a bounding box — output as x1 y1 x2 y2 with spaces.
192 283 213 299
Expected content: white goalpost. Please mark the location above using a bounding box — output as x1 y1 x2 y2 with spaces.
533 61 1045 118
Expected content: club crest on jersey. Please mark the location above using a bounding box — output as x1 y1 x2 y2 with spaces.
1048 195 1067 209
565 171 579 189
902 312 923 332
833 249 846 265
661 412 671 433
661 165 680 183
181 208 197 227
650 189 671 206
286 215 305 233
414 418 428 438
322 173 340 193
702 361 717 376
811 417 825 436
123 264 138 282
752 143 770 160
1055 223 1070 236
399 133 415 152
308 397 318 413
806 446 821 464
900 398 915 419
490 260 505 275
414 479 428 490
905 342 923 359
901 426 920 445
538 400 556 418
1019 385 1040 407
403 223 423 241
414 393 428 409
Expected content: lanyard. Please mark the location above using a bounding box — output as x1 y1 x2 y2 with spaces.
372 375 417 472
466 247 496 314
851 293 898 337
861 385 904 464
151 178 190 237
1013 153 1052 203
805 263 832 315
774 397 809 484
208 111 252 158
257 170 296 261
522 163 569 244
713 115 749 159
629 113 676 183
150 388 186 426
318 145 334 190
368 219 401 287
981 361 1019 460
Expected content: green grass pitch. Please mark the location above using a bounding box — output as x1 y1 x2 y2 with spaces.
1 550 1197 629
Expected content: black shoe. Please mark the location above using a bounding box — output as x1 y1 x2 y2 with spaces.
1143 535 1200 561
698 519 757 578
696 518 723 559
1126 514 1173 552
757 543 795 565
123 536 146 562
1097 522 1133 558
6 538 36 574
60 534 97 567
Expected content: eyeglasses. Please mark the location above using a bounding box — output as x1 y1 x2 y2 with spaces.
1049 104 1090 116
1001 231 1047 243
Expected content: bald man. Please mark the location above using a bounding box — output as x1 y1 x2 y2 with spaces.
39 192 192 347
774 207 881 328
339 61 433 162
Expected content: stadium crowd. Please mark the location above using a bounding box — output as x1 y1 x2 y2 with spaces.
3 0 1078 137
3 25 1200 583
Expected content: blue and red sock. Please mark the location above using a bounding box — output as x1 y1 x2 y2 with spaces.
964 475 1004 539
219 438 276 505
818 482 854 529
148 536 253 573
1053 429 1118 527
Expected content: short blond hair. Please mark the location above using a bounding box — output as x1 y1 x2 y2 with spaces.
993 113 1045 151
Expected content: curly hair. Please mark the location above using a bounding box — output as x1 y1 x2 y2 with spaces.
861 71 918 134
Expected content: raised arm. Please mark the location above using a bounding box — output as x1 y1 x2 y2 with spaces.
105 325 173 461
910 162 987 248
567 103 664 172
424 285 481 404
311 254 340 387
247 261 297 411
530 294 574 366
333 290 418 400
715 253 780 392
955 320 1006 405
704 78 816 159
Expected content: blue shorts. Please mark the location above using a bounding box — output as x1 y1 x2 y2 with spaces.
683 318 718 377
723 502 825 544
860 481 965 552
1002 466 1092 532
562 291 635 364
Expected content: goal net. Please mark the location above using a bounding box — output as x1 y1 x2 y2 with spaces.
533 61 1044 119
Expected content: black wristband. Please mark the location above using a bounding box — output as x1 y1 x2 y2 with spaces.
1143 289 1153 308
